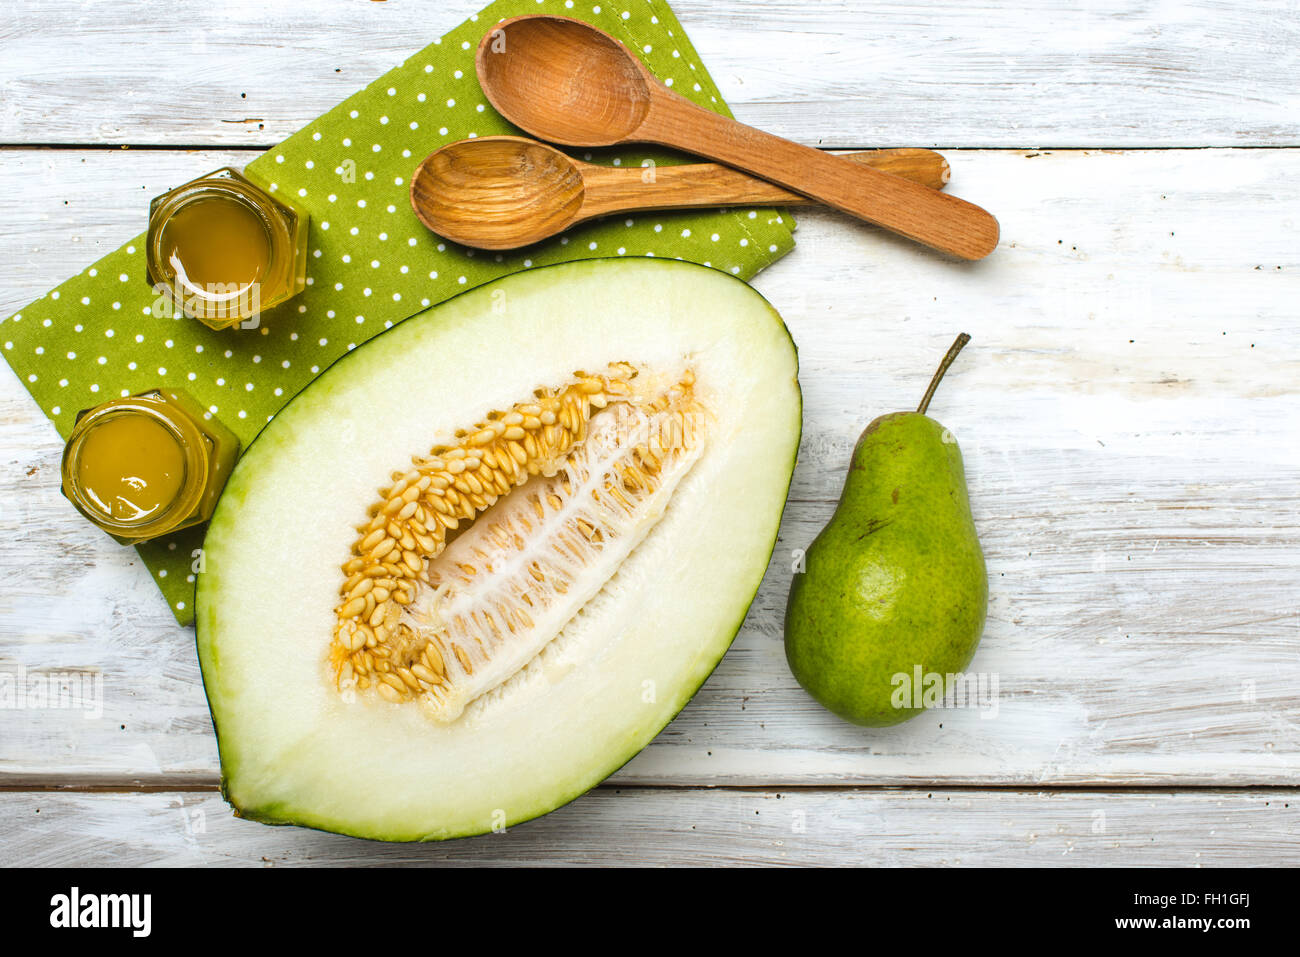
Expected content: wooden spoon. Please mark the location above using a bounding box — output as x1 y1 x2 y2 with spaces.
410 135 951 250
475 15 998 260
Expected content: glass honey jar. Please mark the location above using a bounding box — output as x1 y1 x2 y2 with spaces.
146 167 308 331
61 389 240 544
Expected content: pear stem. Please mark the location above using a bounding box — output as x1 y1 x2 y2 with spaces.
916 333 972 415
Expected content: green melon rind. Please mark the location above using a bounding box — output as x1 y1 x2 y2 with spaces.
195 257 800 842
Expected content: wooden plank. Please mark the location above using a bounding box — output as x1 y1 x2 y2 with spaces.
2 0 1298 148
3 788 1296 865
1 147 1298 786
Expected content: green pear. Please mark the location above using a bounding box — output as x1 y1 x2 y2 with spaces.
785 334 988 726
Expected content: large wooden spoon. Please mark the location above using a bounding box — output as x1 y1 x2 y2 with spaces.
410 135 951 250
475 16 998 260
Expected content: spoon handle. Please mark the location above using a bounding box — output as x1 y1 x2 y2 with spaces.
580 148 950 219
640 103 998 260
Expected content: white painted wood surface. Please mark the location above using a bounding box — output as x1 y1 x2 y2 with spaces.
1 0 1297 864
2 0 1297 147
5 789 1298 866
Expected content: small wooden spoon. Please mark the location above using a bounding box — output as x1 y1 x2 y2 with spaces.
410 135 951 250
476 16 998 261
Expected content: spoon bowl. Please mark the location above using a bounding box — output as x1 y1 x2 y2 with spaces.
411 137 586 248
477 17 652 146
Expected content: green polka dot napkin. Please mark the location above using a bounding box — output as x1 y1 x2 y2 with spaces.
1 0 796 625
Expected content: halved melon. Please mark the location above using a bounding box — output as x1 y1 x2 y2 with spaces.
195 258 800 841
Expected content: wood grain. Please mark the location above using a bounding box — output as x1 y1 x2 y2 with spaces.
572 148 953 215
411 138 950 250
1 147 1296 788
2 788 1295 865
1 0 1295 148
475 13 994 257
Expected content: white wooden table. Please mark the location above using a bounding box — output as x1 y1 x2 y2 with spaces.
1 0 1297 865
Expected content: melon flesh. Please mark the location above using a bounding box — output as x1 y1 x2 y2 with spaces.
195 258 800 841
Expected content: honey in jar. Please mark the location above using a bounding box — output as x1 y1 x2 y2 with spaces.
61 390 240 544
146 167 308 330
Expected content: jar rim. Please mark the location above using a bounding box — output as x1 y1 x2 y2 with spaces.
61 395 211 537
145 168 294 326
